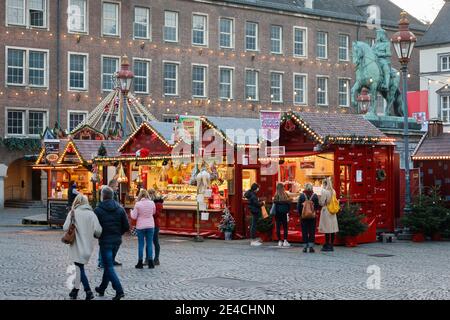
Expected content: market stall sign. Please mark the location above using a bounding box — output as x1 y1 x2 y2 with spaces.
177 116 201 144
300 161 315 169
260 110 281 142
46 153 59 163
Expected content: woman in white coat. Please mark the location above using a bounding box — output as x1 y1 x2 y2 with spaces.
63 194 102 300
318 178 339 252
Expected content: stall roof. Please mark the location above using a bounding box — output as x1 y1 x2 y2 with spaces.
118 121 176 152
412 133 450 159
203 116 261 145
293 112 388 141
75 140 122 161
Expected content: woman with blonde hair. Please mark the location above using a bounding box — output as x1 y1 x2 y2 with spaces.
63 194 102 300
318 178 339 252
131 189 156 268
273 183 292 247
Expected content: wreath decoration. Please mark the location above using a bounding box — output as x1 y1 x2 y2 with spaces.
376 169 387 182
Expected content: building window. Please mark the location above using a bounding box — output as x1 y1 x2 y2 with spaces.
192 65 207 98
69 53 87 90
219 18 233 48
164 11 178 42
134 7 150 39
245 70 258 101
68 0 87 33
102 56 119 91
163 114 177 123
7 110 25 135
219 67 233 100
442 96 450 123
270 25 283 54
441 55 450 71
6 48 47 87
68 111 87 132
192 14 207 46
28 111 45 135
338 79 350 107
317 31 328 59
163 62 178 96
7 0 47 28
293 27 307 57
102 2 119 37
133 59 150 94
294 74 306 105
339 34 349 61
245 22 258 51
270 72 283 103
317 77 328 106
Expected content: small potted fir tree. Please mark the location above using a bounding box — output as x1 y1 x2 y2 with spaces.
218 208 236 241
337 203 368 247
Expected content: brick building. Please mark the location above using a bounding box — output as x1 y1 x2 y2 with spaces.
0 0 426 205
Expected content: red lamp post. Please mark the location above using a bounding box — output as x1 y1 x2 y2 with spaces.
116 55 134 139
357 87 371 114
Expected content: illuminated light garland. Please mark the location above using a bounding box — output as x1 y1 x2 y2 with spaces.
94 154 194 163
412 156 450 160
199 116 235 147
35 148 46 165
56 141 85 165
32 165 83 170
119 121 172 152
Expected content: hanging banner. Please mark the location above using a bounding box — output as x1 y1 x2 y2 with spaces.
260 110 281 142
178 116 201 144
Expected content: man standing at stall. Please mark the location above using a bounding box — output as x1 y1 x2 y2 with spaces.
94 186 129 300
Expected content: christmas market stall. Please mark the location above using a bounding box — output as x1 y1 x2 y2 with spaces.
256 112 397 244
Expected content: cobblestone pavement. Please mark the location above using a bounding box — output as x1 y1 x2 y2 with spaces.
0 223 449 300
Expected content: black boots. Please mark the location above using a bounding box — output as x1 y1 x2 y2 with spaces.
112 292 125 300
309 247 315 253
85 290 94 300
154 258 160 266
148 259 155 269
95 287 105 297
135 260 143 269
302 247 308 253
69 288 79 300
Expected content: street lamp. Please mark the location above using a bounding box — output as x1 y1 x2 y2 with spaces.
391 11 417 215
357 87 371 114
116 55 134 139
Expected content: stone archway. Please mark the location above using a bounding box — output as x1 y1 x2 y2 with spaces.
4 158 35 202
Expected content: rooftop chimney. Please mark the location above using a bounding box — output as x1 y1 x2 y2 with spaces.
428 119 444 137
304 0 314 9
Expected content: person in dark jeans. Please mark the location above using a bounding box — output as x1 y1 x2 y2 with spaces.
297 183 320 253
94 186 129 300
273 183 292 247
145 190 163 266
244 183 264 246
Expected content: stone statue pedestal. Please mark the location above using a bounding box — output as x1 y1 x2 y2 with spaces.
364 114 422 131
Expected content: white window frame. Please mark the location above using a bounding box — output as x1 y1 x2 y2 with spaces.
5 46 49 88
317 31 328 60
133 58 151 94
245 21 259 52
270 71 283 103
101 55 119 92
338 34 350 61
293 26 308 58
440 55 450 72
163 60 179 97
68 0 88 34
101 1 120 37
441 95 450 124
293 73 307 105
338 78 351 107
219 17 234 49
67 110 88 132
163 10 179 43
316 76 329 106
192 13 208 47
6 0 48 29
192 64 208 98
68 52 89 91
219 66 234 100
133 6 150 40
270 25 283 55
245 69 259 101
5 107 48 137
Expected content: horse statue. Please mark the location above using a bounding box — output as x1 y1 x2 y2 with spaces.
351 41 404 117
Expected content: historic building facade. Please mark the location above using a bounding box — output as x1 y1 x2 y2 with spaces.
0 0 426 205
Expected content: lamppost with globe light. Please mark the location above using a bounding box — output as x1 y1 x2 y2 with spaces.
116 55 134 140
357 87 371 114
390 11 417 214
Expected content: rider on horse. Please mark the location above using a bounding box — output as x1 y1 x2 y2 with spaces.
372 29 392 92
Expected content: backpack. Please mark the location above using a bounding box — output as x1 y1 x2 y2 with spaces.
327 191 340 215
301 194 316 219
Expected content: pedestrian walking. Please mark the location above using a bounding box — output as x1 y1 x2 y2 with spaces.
273 183 291 247
297 183 320 253
63 194 102 300
146 188 162 266
67 181 80 208
131 189 156 269
244 183 265 246
318 178 339 252
94 186 129 300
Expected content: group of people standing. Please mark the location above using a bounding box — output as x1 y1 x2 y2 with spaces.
62 180 164 300
245 178 339 252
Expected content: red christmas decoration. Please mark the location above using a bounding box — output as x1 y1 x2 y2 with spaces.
136 148 150 158
284 119 296 132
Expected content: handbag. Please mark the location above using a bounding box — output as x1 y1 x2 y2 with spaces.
327 191 340 215
261 206 269 219
61 210 76 245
